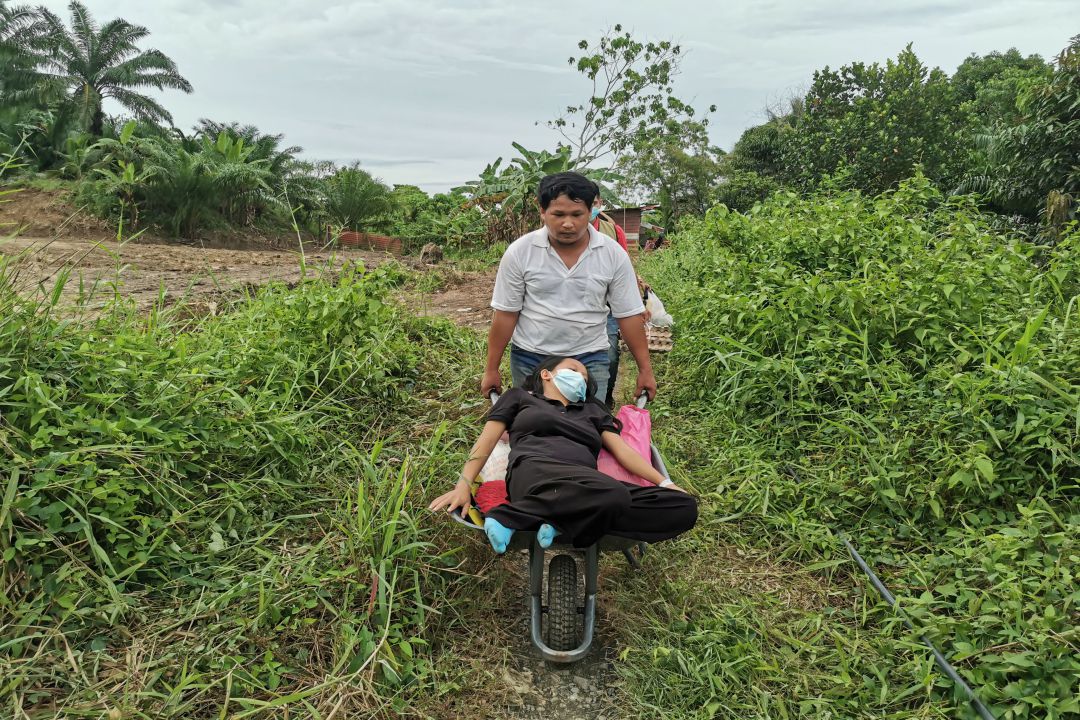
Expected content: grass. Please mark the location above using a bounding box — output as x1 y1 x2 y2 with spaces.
0 242 500 717
5 160 1077 719
605 177 1079 719
16 174 72 193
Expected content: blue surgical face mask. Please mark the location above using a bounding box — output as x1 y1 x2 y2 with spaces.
552 369 587 402
590 207 601 221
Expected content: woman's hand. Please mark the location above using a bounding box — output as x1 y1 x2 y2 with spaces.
662 482 690 494
428 479 473 515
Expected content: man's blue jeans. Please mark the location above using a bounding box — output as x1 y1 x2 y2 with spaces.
605 313 620 407
510 345 611 402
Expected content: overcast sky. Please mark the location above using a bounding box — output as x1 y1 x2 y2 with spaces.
36 0 1074 193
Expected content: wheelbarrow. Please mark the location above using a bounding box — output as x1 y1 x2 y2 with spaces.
449 393 670 663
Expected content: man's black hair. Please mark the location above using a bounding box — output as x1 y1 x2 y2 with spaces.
537 172 598 210
520 356 622 431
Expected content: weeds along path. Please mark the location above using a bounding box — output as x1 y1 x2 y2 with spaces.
0 234 937 716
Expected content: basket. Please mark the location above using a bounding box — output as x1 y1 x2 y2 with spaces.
621 325 674 353
646 326 674 352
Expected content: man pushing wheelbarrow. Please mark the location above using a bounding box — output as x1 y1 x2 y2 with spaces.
429 172 696 662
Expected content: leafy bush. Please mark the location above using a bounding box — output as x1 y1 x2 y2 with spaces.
387 184 487 252
784 46 968 194
711 169 779 213
969 36 1080 233
0 261 472 715
638 174 1078 718
1 262 414 603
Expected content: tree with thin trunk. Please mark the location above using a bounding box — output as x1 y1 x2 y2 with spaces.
545 25 713 168
35 1 192 136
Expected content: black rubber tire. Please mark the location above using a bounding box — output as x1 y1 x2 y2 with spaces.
546 554 579 651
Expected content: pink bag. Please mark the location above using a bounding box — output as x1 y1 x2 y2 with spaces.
596 405 655 487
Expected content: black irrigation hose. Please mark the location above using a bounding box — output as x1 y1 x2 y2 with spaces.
840 534 997 720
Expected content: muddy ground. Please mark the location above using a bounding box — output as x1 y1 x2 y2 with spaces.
1 188 420 310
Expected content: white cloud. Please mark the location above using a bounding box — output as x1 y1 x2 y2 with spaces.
33 0 1076 192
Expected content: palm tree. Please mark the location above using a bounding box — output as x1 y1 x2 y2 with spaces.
322 164 394 232
35 1 192 136
194 120 303 180
0 2 45 107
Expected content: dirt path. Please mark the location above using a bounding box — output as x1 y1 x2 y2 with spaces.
413 277 634 720
393 269 631 718
0 235 407 310
402 268 496 331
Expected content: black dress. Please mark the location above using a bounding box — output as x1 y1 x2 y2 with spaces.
483 388 698 548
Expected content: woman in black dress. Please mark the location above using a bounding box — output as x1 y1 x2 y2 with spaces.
429 356 697 552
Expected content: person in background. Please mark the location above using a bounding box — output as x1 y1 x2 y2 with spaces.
481 172 657 404
592 190 628 251
591 185 649 407
592 187 627 407
646 227 667 251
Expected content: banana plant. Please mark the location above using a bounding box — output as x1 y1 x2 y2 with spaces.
455 142 622 212
453 141 623 245
92 158 155 228
199 131 275 225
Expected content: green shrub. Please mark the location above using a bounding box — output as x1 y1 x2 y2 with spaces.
712 169 779 213
0 262 468 715
637 173 1079 718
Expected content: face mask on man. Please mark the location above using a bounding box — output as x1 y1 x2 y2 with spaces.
590 207 601 221
551 369 587 402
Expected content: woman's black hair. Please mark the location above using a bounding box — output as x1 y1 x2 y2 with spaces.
537 172 598 210
523 356 623 432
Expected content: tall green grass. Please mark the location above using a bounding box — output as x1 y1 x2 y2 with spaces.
0 253 482 718
616 175 1078 719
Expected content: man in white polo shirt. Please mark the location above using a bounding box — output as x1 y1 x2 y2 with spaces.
480 172 657 402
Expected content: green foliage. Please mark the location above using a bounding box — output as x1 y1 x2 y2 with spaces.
635 175 1079 718
726 118 792 179
455 142 619 245
138 141 221 237
194 129 277 225
34 1 192 135
387 184 486 251
710 169 779 214
964 36 1080 233
457 143 615 212
785 45 967 194
71 119 311 237
321 162 393 233
952 49 1051 109
0 259 481 715
9 105 80 172
950 49 1049 128
618 119 723 229
547 24 714 166
1 264 415 604
0 1 46 111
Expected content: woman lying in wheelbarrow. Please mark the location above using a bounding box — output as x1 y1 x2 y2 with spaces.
429 356 697 552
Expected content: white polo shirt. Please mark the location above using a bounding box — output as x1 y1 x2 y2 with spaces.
491 225 645 355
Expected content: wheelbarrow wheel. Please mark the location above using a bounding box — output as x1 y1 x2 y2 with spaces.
546 553 578 651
